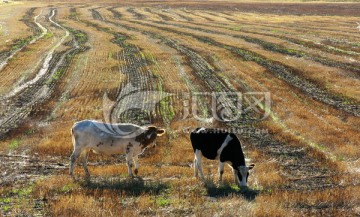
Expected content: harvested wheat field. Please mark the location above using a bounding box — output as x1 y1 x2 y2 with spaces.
0 0 359 216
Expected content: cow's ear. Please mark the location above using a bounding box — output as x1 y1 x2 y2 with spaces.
248 164 255 170
147 126 157 131
156 129 166 136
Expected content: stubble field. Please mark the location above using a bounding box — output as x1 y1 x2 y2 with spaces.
0 1 359 216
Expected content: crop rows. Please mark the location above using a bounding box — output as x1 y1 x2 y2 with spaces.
71 8 163 125
101 8 340 192
152 21 360 75
0 8 40 70
114 7 358 154
0 9 88 138
126 20 359 117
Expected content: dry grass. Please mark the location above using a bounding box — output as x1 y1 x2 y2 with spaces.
0 3 36 50
1 1 359 216
116 15 360 160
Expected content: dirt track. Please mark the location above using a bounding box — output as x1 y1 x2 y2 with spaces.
0 9 88 138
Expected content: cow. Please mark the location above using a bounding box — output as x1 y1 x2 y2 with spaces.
69 120 166 178
190 127 254 187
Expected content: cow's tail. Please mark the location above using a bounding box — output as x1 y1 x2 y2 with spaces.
71 127 76 148
70 125 78 176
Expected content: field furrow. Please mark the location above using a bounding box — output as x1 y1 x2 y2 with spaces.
0 8 43 71
118 18 359 158
126 7 146 20
72 8 163 125
0 9 87 138
162 8 360 56
107 7 122 20
128 20 360 116
143 8 173 21
89 7 104 21
152 21 360 75
187 21 360 56
164 9 193 22
198 10 360 42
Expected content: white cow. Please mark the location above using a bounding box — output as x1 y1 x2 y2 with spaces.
69 120 166 178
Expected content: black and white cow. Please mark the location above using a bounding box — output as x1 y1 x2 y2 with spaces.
69 120 166 178
190 127 254 187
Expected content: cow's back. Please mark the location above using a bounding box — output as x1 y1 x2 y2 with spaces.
72 120 94 137
190 129 230 160
72 120 143 138
71 120 145 154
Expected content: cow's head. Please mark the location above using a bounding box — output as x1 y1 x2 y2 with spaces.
237 163 255 187
136 126 166 148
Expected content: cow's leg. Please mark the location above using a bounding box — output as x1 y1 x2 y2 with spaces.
82 150 90 178
218 161 225 185
194 156 198 178
231 168 238 184
195 149 205 180
133 155 139 176
69 148 82 177
126 153 134 178
232 168 240 185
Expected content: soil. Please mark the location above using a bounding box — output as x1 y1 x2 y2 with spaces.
0 9 89 138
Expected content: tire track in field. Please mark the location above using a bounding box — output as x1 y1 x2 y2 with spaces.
102 8 247 120
143 8 173 21
269 20 360 37
107 7 122 20
209 11 237 21
100 9 339 191
152 21 360 77
5 9 70 99
163 9 193 22
0 9 88 138
126 7 146 20
224 18 360 42
0 154 67 186
128 20 360 117
203 11 236 22
90 8 104 21
160 9 188 21
181 9 214 21
0 8 46 71
321 38 360 54
110 8 360 75
201 22 360 57
71 8 159 125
